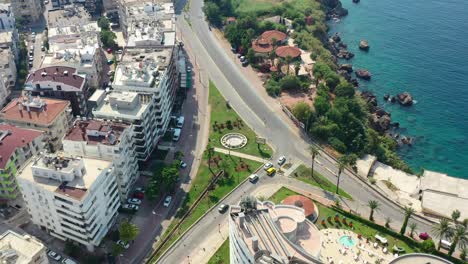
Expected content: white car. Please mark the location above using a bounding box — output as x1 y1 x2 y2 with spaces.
263 162 273 171
135 187 145 193
277 156 286 165
122 204 139 211
107 70 114 76
163 196 172 207
116 240 130 249
47 250 62 261
127 198 141 205
62 258 77 264
179 161 187 168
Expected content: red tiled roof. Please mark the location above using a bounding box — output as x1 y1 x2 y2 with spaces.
275 46 301 58
1 97 70 126
282 195 317 217
26 66 85 91
260 30 288 43
0 124 43 169
252 40 273 53
64 120 129 146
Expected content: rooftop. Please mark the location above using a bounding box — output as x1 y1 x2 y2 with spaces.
42 38 98 69
421 170 468 198
261 30 288 43
275 46 301 58
0 230 46 264
0 124 42 169
1 96 70 126
64 119 129 146
26 66 86 90
0 31 13 44
47 4 91 29
91 91 151 120
48 22 99 42
389 253 453 264
230 200 321 263
18 153 112 201
282 195 317 218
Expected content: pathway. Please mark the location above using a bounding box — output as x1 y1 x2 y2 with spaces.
213 147 268 163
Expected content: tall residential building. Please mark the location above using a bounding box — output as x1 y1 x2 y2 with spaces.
0 47 17 91
89 90 156 161
24 66 90 116
0 96 72 151
17 153 120 251
0 124 43 199
0 4 16 32
0 30 18 62
63 119 139 200
0 230 49 264
229 199 322 264
10 0 43 23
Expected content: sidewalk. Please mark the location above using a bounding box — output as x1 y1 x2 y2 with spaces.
213 147 268 163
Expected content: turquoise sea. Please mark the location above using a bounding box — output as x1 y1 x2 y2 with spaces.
329 0 468 178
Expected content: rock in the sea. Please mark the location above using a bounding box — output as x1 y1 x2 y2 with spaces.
401 136 413 146
383 94 390 101
397 92 413 106
338 42 347 49
371 113 391 132
360 91 377 107
350 78 359 87
321 0 349 18
339 64 353 73
359 40 369 51
337 49 355 60
353 0 360 3
355 69 371 80
331 33 341 43
390 96 396 103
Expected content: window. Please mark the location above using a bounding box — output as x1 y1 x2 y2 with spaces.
57 85 62 90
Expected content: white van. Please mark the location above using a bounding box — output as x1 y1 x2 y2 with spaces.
248 174 259 183
173 128 181 141
440 239 452 250
176 116 185 128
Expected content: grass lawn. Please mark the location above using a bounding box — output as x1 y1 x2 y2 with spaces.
208 239 230 264
292 164 353 199
209 81 272 158
150 154 261 262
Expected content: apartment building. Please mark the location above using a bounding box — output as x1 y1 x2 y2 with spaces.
0 230 49 264
0 47 17 92
10 0 43 23
0 124 43 199
0 4 16 32
0 74 8 106
24 66 89 116
0 96 72 151
63 119 139 200
0 30 18 62
89 90 156 161
229 199 322 264
17 153 120 251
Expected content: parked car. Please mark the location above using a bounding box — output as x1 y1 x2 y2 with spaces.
133 192 144 199
116 49 123 54
277 156 286 166
218 204 228 213
240 56 246 62
122 204 139 211
44 0 49 4
249 174 259 183
179 161 187 169
106 48 113 54
266 167 276 176
241 60 249 67
263 162 273 171
107 59 113 65
176 116 185 128
116 240 129 249
62 258 77 264
163 196 172 207
107 70 114 76
172 128 181 141
41 45 45 51
47 250 62 261
127 198 141 205
135 187 145 194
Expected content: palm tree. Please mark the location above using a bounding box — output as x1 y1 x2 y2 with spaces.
432 218 451 250
451 209 461 223
400 206 415 235
336 159 346 194
119 220 139 243
309 146 320 180
367 200 380 221
462 218 468 228
460 247 467 261
409 222 418 238
448 224 468 256
285 55 293 75
385 217 392 228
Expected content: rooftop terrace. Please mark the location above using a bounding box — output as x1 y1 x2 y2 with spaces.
64 120 129 146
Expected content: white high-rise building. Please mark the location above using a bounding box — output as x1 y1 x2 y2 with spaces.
0 230 49 264
17 153 120 252
62 119 139 201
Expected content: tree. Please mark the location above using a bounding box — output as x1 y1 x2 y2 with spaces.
367 200 380 221
447 224 468 256
452 209 461 223
385 217 392 228
284 55 293 75
97 17 110 30
161 164 180 190
279 75 301 90
203 2 222 26
462 218 468 228
325 72 340 90
119 220 139 243
246 48 255 64
432 218 451 250
294 62 301 76
265 79 280 96
460 247 467 261
400 206 415 235
335 81 355 97
309 146 320 180
420 239 436 254
111 243 124 257
409 222 417 238
100 30 116 48
291 102 311 124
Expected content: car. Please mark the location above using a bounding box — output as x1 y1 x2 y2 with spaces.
126 198 141 205
107 59 113 65
107 70 114 76
179 161 187 168
116 240 129 249
277 156 286 166
106 48 113 54
230 47 237 53
240 56 246 62
218 204 228 213
122 203 139 211
44 0 49 3
266 167 277 176
41 46 45 51
135 187 145 194
31 32 36 36
176 116 185 128
133 191 144 199
62 258 77 264
263 162 273 171
163 196 172 207
47 250 62 261
249 174 259 183
116 49 123 54
237 54 242 58
241 60 249 67
172 128 181 141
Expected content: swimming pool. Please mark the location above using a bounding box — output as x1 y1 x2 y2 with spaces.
338 235 357 248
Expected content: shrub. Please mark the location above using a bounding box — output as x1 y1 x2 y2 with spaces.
369 177 377 184
420 239 436 254
328 137 346 153
265 79 281 96
279 75 301 90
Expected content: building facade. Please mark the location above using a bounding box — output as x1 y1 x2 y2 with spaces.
0 47 17 92
0 4 15 32
0 124 43 199
63 119 139 201
17 153 120 251
24 66 89 116
0 96 72 151
10 0 43 23
0 230 49 264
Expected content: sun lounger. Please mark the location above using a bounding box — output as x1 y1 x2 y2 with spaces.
373 242 378 248
383 247 388 253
